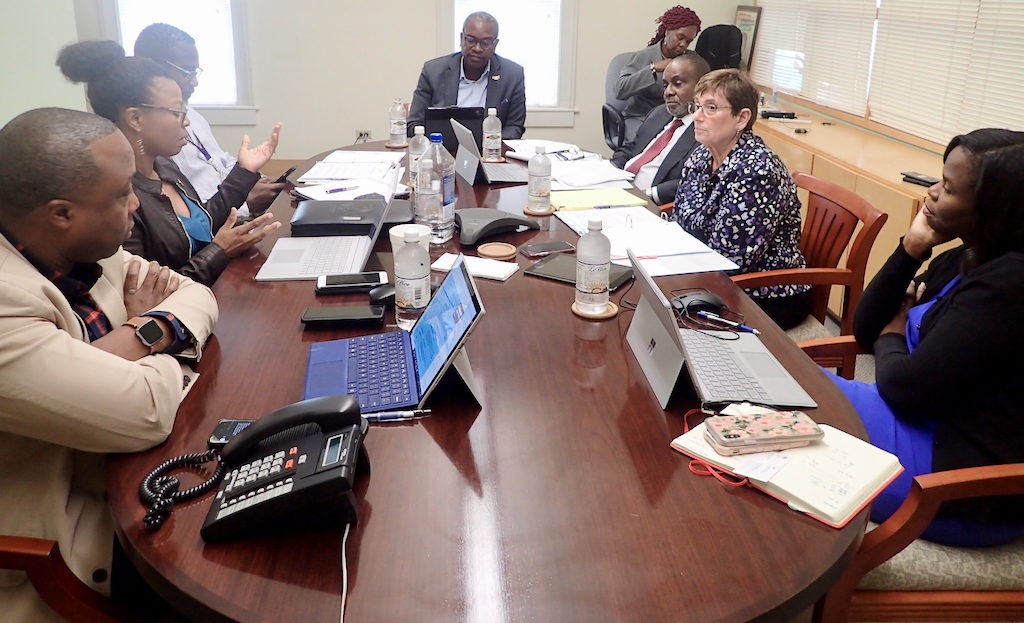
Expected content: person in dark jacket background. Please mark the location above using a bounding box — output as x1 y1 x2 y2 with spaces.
58 40 282 286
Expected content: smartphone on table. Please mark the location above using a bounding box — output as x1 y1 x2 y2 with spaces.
273 166 297 184
315 271 388 294
300 305 385 326
519 240 575 258
703 411 824 456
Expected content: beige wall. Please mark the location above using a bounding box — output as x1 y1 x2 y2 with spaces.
2 1 737 158
0 0 87 125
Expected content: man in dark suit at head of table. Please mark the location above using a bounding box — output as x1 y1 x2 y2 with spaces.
611 52 711 205
407 11 527 139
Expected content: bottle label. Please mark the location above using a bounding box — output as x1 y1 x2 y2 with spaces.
483 133 502 160
441 173 456 206
529 175 551 198
395 274 430 310
390 119 407 135
575 259 609 295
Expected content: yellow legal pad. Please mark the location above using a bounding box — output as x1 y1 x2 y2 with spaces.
549 188 649 211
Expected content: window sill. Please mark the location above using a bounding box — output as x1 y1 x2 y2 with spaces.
525 107 577 128
193 106 259 126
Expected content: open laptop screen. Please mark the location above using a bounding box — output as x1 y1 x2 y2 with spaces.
410 255 482 393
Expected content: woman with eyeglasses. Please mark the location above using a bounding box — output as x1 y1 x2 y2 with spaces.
57 40 282 287
672 68 811 329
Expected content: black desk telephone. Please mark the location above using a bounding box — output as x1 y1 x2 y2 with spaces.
139 394 370 542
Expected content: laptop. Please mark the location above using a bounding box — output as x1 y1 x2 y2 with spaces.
303 254 485 412
451 119 529 185
625 248 816 410
424 106 485 155
254 196 389 281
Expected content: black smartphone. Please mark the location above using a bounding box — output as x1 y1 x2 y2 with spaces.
519 241 576 258
301 305 385 326
208 419 255 448
315 271 388 294
273 166 297 184
901 171 940 187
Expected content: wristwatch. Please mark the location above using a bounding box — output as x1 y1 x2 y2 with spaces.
123 316 166 353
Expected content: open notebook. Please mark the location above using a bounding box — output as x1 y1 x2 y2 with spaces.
671 422 903 528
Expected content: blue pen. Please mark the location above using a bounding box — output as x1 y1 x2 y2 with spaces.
326 186 354 194
697 311 761 335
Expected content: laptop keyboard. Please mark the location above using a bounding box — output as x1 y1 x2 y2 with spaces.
299 237 360 276
678 330 771 403
344 332 413 410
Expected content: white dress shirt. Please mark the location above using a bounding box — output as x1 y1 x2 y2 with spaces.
625 114 693 203
457 60 490 109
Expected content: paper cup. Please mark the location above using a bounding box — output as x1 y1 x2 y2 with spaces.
389 223 431 253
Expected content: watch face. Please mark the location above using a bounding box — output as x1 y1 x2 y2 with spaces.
137 319 165 346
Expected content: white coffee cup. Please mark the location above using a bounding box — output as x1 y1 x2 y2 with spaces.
389 223 431 253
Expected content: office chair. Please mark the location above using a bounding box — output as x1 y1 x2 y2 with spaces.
603 51 633 150
694 24 743 71
731 172 887 377
0 534 145 622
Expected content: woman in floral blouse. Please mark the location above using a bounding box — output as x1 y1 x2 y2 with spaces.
673 69 811 329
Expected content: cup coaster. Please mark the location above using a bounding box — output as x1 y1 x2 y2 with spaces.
572 301 619 320
523 205 555 216
384 141 408 150
477 242 518 261
481 157 507 163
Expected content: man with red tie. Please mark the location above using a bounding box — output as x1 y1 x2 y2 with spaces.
611 53 710 204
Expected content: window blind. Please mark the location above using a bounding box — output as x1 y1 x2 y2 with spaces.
750 0 875 116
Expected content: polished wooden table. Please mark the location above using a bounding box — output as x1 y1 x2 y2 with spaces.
106 145 868 622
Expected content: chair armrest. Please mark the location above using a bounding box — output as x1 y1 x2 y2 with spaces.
797 335 865 359
731 267 858 290
849 463 1024 582
657 202 673 215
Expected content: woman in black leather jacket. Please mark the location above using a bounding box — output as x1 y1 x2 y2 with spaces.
58 40 283 286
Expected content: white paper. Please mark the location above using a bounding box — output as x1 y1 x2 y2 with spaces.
550 159 635 187
734 452 791 482
503 139 578 155
293 166 401 202
550 179 631 191
298 161 398 183
612 252 738 276
431 253 519 282
557 206 714 258
321 150 405 165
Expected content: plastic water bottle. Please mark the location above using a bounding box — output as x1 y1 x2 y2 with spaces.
389 98 407 147
394 231 430 329
407 125 429 191
482 107 502 162
428 133 456 243
414 158 440 228
575 219 610 315
527 146 552 213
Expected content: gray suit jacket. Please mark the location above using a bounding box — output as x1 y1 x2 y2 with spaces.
614 43 665 125
408 52 527 139
611 105 698 203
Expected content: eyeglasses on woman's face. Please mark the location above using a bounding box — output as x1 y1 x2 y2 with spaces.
138 103 189 126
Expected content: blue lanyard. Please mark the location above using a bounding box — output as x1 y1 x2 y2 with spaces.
186 131 213 161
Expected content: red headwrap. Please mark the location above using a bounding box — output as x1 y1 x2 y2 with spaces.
649 6 702 46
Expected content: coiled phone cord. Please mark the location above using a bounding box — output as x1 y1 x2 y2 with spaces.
138 449 226 531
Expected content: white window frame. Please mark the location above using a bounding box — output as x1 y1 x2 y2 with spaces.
72 0 256 126
439 0 578 127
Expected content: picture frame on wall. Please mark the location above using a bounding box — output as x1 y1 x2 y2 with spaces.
734 5 762 71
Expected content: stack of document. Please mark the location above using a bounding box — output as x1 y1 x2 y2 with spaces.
555 206 738 277
431 253 519 282
295 151 404 201
550 188 648 211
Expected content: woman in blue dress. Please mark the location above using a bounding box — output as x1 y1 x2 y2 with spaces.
830 128 1024 546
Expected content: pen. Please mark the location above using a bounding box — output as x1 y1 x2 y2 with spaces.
696 311 761 335
326 186 354 194
364 409 432 422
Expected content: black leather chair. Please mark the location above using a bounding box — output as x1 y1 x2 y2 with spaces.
695 24 743 70
602 52 633 150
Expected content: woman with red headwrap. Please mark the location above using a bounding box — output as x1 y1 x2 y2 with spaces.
614 6 701 142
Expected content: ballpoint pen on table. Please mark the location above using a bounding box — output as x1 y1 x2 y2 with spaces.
696 311 761 335
326 186 355 194
364 409 432 422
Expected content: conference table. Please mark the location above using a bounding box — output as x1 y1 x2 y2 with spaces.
106 142 868 622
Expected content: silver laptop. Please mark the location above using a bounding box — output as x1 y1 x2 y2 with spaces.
451 119 529 184
625 248 816 409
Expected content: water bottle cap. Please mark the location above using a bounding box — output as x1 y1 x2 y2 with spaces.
588 218 603 231
404 231 420 243
393 97 402 103
413 125 425 135
429 132 443 142
487 107 497 116
535 145 546 154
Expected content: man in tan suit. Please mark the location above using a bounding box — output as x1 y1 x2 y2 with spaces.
0 108 218 622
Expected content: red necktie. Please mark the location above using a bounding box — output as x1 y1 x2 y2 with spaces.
625 119 683 175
